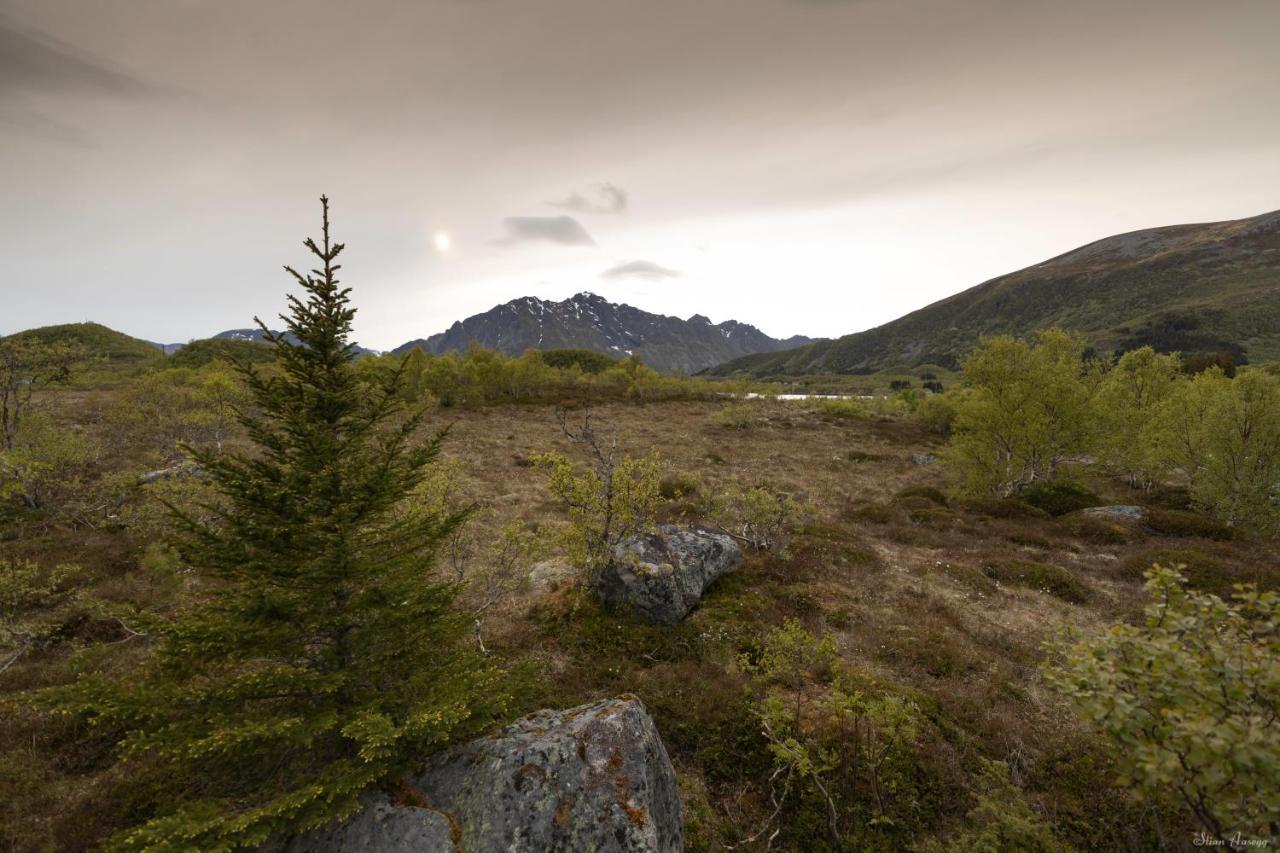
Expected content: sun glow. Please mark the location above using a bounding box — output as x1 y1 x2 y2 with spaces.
433 230 452 253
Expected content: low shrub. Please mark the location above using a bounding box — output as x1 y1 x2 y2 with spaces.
1057 513 1141 545
984 559 1089 603
817 399 866 419
846 449 882 462
1119 549 1276 595
1143 508 1233 541
659 472 702 501
1021 481 1102 517
895 485 949 506
955 497 1050 520
709 402 760 430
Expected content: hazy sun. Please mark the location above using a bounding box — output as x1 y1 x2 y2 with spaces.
433 230 452 253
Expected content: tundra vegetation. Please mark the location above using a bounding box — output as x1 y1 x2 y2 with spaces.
1 211 1277 850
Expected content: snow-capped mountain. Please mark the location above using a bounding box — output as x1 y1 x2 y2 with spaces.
392 292 816 375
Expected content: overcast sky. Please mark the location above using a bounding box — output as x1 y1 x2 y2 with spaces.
3 0 1279 349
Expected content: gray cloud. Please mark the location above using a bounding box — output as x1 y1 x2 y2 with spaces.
0 20 151 98
496 215 596 246
550 183 628 215
601 260 681 281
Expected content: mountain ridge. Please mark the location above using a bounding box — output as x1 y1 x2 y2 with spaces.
706 208 1280 377
392 291 817 374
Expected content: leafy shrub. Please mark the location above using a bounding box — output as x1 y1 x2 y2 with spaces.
984 560 1089 603
715 485 812 553
1046 566 1280 841
921 759 1067 852
946 329 1092 496
659 472 702 501
915 393 956 436
710 402 760 430
533 409 662 582
817 398 865 419
1021 481 1102 517
1142 508 1233 540
740 620 925 849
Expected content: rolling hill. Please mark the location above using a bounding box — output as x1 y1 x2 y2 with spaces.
1 322 162 364
392 291 816 374
708 208 1280 376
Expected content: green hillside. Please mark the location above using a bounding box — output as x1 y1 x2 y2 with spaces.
165 337 276 368
709 209 1280 376
2 322 162 364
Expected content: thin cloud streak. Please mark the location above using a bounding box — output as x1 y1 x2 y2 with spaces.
601 260 681 281
494 215 596 246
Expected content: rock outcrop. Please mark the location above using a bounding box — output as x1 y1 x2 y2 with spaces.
1082 505 1146 522
599 525 742 625
289 696 682 853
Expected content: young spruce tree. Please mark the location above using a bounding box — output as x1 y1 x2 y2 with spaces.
47 198 506 850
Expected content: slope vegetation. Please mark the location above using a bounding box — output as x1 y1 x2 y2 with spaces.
710 209 1280 376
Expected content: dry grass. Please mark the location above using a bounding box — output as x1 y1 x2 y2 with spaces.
4 394 1278 851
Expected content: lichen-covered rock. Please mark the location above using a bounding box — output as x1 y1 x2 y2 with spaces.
1082 505 1146 522
287 798 452 853
415 696 682 852
600 524 742 625
909 452 938 466
287 696 682 852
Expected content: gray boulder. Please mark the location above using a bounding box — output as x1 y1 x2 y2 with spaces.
1082 505 1146 522
909 452 938 466
287 799 452 852
600 525 742 625
288 696 682 853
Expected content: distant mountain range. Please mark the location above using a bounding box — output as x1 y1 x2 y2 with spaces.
391 292 816 374
708 208 1280 377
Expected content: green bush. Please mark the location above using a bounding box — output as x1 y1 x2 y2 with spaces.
1046 566 1280 841
1021 481 1102 517
1143 508 1233 540
954 497 1049 520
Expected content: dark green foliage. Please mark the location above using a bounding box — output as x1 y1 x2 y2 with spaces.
955 497 1050 520
1021 481 1102 517
1143 508 1234 541
1115 311 1247 368
165 337 276 368
1181 351 1238 377
38 198 506 850
538 348 618 374
984 559 1089 603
